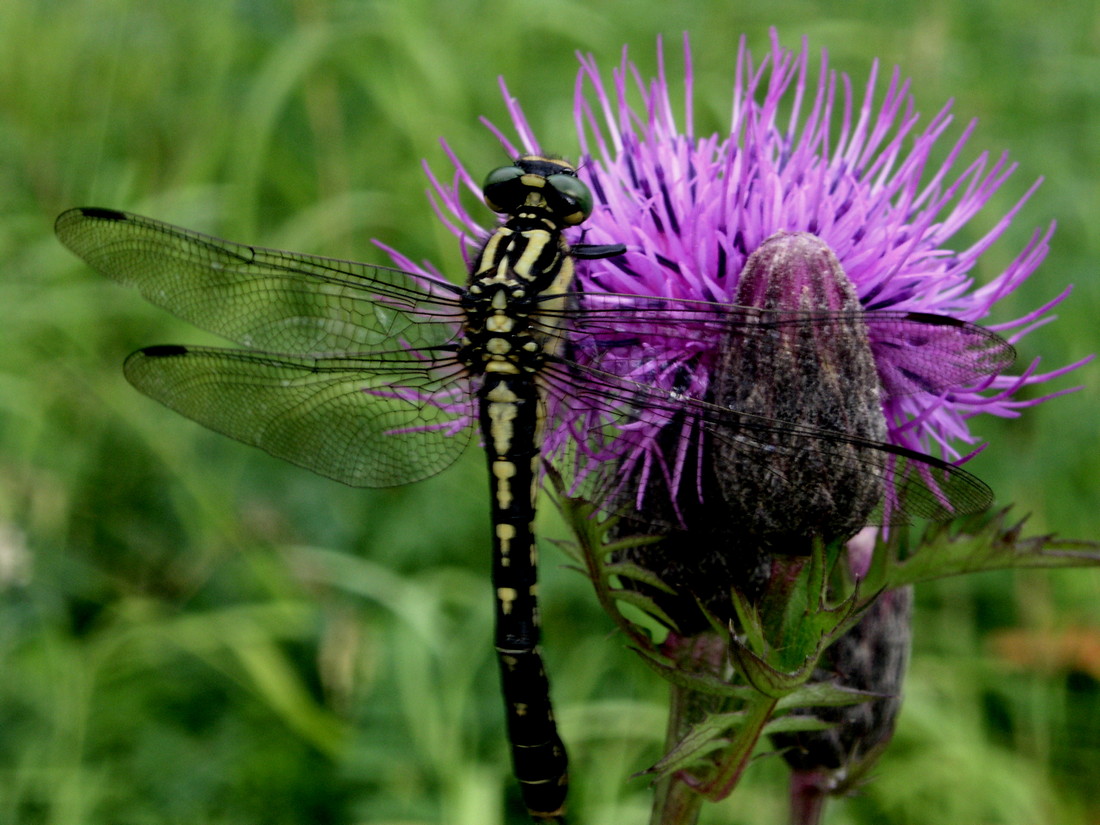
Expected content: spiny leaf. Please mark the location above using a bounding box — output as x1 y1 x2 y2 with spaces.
762 714 833 735
603 560 679 594
865 507 1100 591
631 646 756 699
730 588 766 654
645 711 748 776
609 588 680 629
728 638 818 698
777 681 885 710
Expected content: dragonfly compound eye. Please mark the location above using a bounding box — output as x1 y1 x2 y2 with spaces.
546 172 593 225
482 164 526 214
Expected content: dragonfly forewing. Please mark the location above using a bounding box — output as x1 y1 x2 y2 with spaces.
56 207 466 355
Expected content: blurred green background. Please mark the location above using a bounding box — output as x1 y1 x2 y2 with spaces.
2 1 1098 823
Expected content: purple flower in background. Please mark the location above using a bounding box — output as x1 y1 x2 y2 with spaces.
383 30 1086 522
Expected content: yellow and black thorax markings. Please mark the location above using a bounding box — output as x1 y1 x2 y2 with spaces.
461 156 581 376
459 230 574 376
459 157 584 534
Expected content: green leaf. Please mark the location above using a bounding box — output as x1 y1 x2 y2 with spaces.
631 646 757 699
762 714 833 735
730 587 766 654
604 560 679 594
646 711 748 776
728 637 818 698
729 545 871 683
608 587 679 629
865 508 1100 591
777 681 884 710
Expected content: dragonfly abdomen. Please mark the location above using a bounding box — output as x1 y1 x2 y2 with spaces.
480 369 567 817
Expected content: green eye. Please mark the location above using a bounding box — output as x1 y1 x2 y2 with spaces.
482 165 524 213
547 173 593 225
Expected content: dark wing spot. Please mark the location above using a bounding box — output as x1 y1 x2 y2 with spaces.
141 344 190 358
78 207 128 221
902 311 966 328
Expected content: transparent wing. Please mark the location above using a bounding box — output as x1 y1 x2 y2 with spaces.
124 345 475 487
56 207 465 353
541 356 992 527
536 293 1015 400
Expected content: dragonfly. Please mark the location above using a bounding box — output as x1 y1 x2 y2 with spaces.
56 154 1014 822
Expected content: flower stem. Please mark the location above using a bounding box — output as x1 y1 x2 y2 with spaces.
788 770 829 825
650 774 705 825
650 680 706 825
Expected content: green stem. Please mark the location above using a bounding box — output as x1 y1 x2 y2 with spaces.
650 775 705 825
650 680 706 825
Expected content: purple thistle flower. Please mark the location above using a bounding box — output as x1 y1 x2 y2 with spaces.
384 30 1088 524
375 34 1095 817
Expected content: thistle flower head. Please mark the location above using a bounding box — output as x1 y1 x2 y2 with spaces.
371 33 1095 812
386 30 1086 530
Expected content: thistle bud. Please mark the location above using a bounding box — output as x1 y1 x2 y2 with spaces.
613 233 888 630
712 231 886 555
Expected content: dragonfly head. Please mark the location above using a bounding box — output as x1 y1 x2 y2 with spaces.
483 155 594 227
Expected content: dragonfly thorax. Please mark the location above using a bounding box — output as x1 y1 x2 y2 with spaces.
461 158 592 379
459 282 548 376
